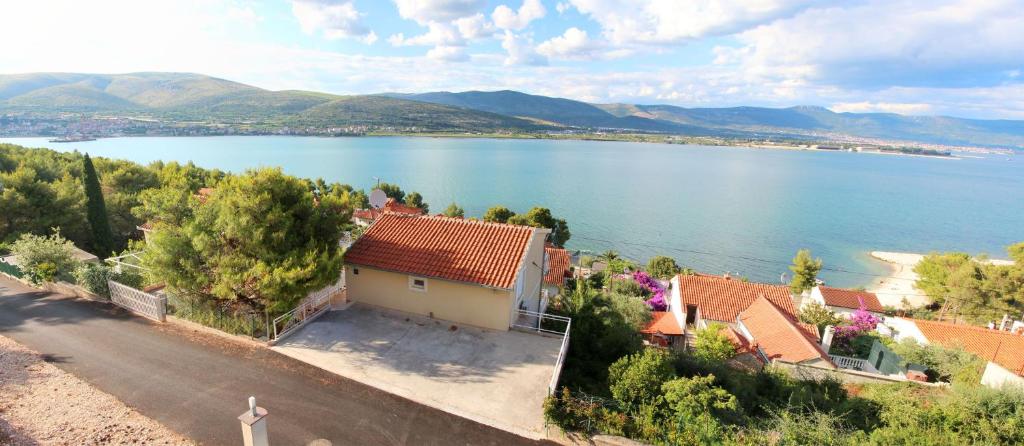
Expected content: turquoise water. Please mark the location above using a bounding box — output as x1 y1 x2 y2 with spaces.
4 136 1022 288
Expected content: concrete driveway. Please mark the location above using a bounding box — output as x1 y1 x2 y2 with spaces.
272 304 563 439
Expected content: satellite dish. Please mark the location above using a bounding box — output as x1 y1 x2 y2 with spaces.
369 189 387 209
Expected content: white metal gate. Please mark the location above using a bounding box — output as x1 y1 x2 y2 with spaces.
108 280 167 322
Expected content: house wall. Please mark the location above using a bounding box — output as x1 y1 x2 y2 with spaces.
877 317 929 344
514 230 549 316
668 276 687 331
344 266 515 331
981 361 1024 391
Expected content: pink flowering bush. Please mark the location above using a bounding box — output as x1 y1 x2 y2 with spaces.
633 271 668 311
831 303 881 357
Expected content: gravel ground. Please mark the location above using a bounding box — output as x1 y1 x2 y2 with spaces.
0 335 193 445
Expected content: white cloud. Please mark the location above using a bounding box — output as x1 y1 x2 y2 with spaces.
556 2 572 14
536 27 602 60
492 0 546 30
291 0 376 43
227 5 261 25
831 102 934 115
427 45 470 62
393 0 486 24
388 22 462 46
454 13 495 39
501 31 547 66
568 0 813 45
724 0 1024 89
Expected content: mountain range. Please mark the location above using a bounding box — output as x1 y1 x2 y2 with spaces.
2 72 1023 148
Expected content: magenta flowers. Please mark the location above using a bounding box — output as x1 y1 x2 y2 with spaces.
633 271 668 311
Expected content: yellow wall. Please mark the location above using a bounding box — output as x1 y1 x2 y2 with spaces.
345 266 515 331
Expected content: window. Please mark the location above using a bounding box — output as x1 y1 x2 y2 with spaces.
409 276 428 292
353 268 359 275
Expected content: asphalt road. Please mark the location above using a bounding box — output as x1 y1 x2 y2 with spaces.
0 278 552 446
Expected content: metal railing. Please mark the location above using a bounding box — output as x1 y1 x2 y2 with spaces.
510 309 572 395
830 354 878 373
108 280 167 322
270 284 339 342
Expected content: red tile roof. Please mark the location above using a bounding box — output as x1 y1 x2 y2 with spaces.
676 274 796 323
344 214 538 289
642 312 684 336
738 296 834 366
913 319 1024 376
353 198 425 220
544 246 571 286
819 286 884 312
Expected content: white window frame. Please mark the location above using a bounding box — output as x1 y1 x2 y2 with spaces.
408 276 428 292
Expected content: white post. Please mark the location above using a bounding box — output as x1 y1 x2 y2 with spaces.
239 396 269 446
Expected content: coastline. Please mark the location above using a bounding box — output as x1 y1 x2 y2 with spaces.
866 251 931 309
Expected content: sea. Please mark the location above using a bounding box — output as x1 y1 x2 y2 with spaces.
4 135 1022 288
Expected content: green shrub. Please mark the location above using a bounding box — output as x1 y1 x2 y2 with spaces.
646 256 681 279
691 323 737 363
73 262 144 298
608 348 676 411
9 232 78 285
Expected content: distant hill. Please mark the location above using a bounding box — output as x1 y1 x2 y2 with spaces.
0 73 548 132
3 72 1023 147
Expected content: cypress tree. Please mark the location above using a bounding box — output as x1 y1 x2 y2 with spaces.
82 154 113 257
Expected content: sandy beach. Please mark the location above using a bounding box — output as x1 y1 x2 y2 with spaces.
867 251 931 308
867 251 1015 309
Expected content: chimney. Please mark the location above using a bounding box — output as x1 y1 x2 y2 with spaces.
723 272 732 280
821 325 835 354
999 314 1011 331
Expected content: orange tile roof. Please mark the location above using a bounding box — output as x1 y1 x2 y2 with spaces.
819 286 884 312
353 198 425 220
913 319 1024 376
642 311 685 336
677 274 796 322
344 214 537 289
544 246 571 286
738 296 834 366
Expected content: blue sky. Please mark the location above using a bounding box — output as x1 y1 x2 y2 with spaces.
3 0 1023 119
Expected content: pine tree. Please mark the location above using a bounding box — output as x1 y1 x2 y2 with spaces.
789 248 822 295
82 154 114 257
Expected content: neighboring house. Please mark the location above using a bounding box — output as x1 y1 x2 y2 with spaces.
668 273 796 329
352 198 424 227
880 317 1024 387
641 311 685 349
804 285 885 317
343 214 550 331
734 296 836 368
543 245 571 298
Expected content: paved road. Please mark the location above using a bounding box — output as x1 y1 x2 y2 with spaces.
0 278 552 446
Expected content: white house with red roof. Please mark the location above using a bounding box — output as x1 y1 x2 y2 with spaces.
803 285 885 317
542 245 571 299
734 296 835 368
343 214 550 331
667 273 797 329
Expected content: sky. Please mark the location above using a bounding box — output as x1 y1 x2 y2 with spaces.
2 0 1023 119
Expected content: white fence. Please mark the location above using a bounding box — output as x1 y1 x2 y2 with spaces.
269 278 344 343
511 310 572 395
830 354 878 373
108 280 166 322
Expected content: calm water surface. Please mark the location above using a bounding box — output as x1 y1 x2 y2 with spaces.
5 136 1022 288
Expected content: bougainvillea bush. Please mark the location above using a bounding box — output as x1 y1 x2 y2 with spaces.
633 271 667 311
831 304 882 357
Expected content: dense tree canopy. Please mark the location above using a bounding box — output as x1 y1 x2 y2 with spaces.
405 191 428 213
376 182 405 203
443 202 464 218
505 207 571 247
482 205 515 223
646 255 681 279
143 168 349 313
914 243 1024 323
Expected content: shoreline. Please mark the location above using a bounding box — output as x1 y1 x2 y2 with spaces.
866 251 931 309
865 251 1015 309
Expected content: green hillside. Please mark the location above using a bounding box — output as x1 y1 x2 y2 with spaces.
2 72 1023 147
